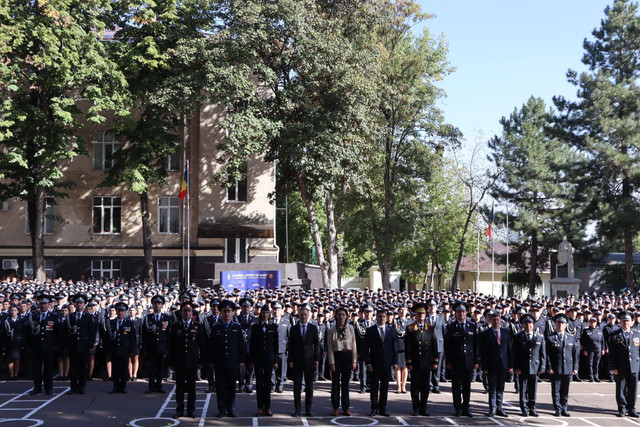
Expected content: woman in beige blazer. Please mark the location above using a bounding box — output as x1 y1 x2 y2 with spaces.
327 307 358 416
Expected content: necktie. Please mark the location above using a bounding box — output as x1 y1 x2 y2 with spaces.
528 333 533 342
302 324 307 341
156 314 159 323
77 312 81 322
496 329 501 346
430 315 435 325
380 326 385 341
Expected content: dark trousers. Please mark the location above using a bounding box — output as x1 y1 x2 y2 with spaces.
32 350 55 393
410 367 431 412
358 358 370 391
112 355 128 391
370 367 391 412
215 365 238 415
451 368 473 411
175 368 196 414
273 353 287 391
255 362 274 411
615 371 638 412
69 349 89 392
239 361 254 391
587 351 602 380
316 350 327 380
331 351 352 411
487 369 506 412
550 374 571 411
148 352 165 391
293 364 314 412
431 352 443 389
518 374 539 410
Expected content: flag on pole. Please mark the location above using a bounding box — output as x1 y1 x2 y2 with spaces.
486 204 494 238
179 165 188 201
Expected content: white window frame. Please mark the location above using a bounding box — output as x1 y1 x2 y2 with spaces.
225 238 248 263
91 260 121 279
157 260 179 283
92 196 121 235
25 198 55 235
165 152 180 171
93 131 122 170
158 197 180 234
24 259 54 279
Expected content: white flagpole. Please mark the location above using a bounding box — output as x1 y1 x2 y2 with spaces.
476 222 480 292
186 159 190 288
506 205 509 295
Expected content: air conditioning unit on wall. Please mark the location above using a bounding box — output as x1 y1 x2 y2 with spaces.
2 259 18 270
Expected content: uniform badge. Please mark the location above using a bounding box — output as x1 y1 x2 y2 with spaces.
633 337 640 347
124 326 131 334
162 321 168 331
46 321 54 331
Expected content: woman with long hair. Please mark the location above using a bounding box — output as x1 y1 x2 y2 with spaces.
326 307 357 416
4 305 26 380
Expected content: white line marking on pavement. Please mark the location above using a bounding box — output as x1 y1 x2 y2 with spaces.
155 385 177 418
252 417 258 427
22 387 69 419
301 416 309 426
442 416 458 426
395 416 409 426
488 416 505 426
580 418 603 427
0 388 33 409
198 393 211 427
625 417 640 426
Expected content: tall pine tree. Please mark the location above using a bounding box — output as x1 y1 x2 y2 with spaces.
554 0 640 289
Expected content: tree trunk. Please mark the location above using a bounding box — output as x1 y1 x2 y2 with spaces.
325 191 338 289
380 260 391 291
28 186 46 281
451 200 475 290
336 176 348 286
297 172 329 288
529 233 538 296
623 176 634 289
139 191 154 282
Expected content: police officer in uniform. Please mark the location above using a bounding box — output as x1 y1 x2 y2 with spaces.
546 313 579 417
581 316 604 382
356 304 375 393
209 300 246 418
202 300 220 393
236 297 257 393
142 295 170 393
107 302 136 394
513 313 545 417
28 295 60 395
405 302 438 416
66 294 97 394
271 301 290 393
444 301 478 417
609 311 640 418
168 302 205 418
425 299 445 394
566 307 583 382
248 303 278 416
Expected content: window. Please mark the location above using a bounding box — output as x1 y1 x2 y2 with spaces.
92 197 121 234
225 238 248 263
94 131 122 170
226 164 248 202
24 259 54 279
157 260 179 283
165 152 180 171
91 260 121 279
25 199 55 235
158 197 180 234
0 201 8 211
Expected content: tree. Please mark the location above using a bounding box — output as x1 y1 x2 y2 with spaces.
489 96 580 295
554 0 640 289
357 1 460 290
0 0 128 280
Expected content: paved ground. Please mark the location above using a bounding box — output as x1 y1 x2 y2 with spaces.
0 376 635 426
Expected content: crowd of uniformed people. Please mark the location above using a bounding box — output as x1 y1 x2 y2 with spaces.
0 275 639 419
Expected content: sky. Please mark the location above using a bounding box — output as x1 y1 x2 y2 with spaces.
415 0 613 144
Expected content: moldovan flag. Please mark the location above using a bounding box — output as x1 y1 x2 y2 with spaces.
486 204 494 238
179 165 188 201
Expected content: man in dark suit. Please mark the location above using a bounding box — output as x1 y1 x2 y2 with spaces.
142 295 171 393
209 300 246 418
426 299 445 393
546 313 579 417
609 311 640 418
66 294 97 394
444 301 479 417
479 311 513 417
28 294 60 395
248 303 278 416
235 297 257 393
364 308 397 417
287 304 322 417
271 301 290 393
107 302 136 394
167 302 205 419
513 313 546 417
405 302 439 416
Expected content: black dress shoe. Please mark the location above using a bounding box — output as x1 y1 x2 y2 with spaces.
411 410 419 416
276 388 283 393
173 412 183 419
379 411 391 417
554 410 561 417
293 410 301 417
305 410 313 417
453 409 461 417
521 408 528 416
573 375 581 382
227 411 236 417
368 410 376 416
486 411 495 417
629 410 639 418
108 389 118 394
529 409 538 417
187 412 196 418
68 390 76 395
145 389 154 394
462 410 473 418
495 409 508 417
418 410 429 416
595 378 601 382
618 411 627 417
77 389 85 395
217 412 225 418
561 410 570 417
431 387 441 394
45 391 52 396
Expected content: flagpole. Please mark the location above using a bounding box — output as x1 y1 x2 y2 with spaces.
476 222 480 292
186 158 190 288
506 205 509 296
492 235 495 295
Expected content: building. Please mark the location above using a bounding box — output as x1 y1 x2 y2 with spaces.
455 241 551 297
0 103 280 285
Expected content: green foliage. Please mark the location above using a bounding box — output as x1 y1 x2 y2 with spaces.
599 264 640 292
502 270 541 296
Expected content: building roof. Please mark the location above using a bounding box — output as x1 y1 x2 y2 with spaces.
457 240 550 273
